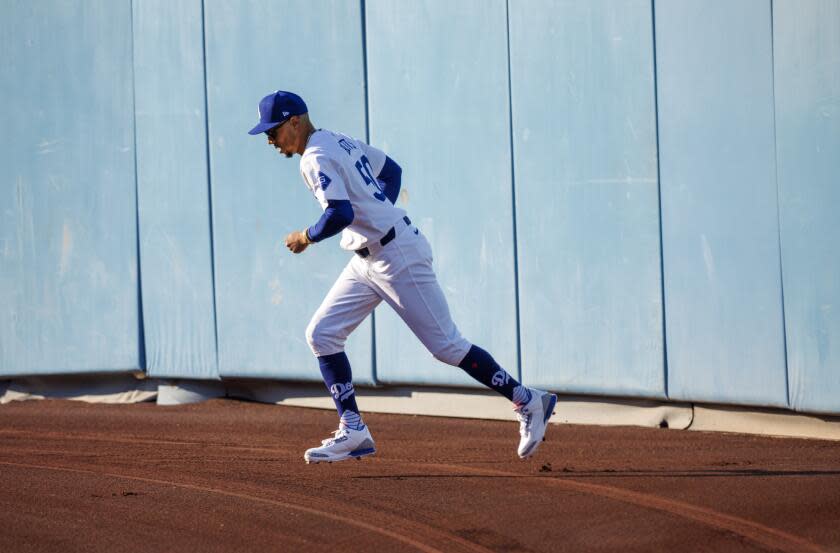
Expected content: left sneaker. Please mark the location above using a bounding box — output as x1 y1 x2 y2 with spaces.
304 424 376 464
514 389 558 459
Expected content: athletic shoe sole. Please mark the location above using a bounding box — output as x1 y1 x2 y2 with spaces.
305 447 376 465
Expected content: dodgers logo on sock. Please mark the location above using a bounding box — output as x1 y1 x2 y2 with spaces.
491 370 510 388
330 382 354 402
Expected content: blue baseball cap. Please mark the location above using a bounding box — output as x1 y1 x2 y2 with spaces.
247 90 308 135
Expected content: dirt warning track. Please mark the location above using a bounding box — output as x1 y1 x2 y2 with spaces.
1 399 839 552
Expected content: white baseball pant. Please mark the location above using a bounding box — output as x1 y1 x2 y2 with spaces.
305 218 472 366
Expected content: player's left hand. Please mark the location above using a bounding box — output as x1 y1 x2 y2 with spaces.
285 230 311 254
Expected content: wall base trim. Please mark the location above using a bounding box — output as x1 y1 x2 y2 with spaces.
157 380 226 405
690 404 840 441
2 376 839 441
0 374 157 404
224 380 695 429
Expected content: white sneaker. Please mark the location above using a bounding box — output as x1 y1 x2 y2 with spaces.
515 389 558 459
304 424 376 464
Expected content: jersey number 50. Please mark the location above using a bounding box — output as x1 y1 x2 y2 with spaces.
355 155 387 202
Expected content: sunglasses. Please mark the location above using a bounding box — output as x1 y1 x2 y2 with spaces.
265 119 290 140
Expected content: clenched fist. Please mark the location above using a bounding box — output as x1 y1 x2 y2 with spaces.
285 230 312 254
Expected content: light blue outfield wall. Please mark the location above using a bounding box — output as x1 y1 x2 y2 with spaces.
204 0 373 381
365 0 518 386
510 0 665 396
0 1 140 376
656 0 788 407
1 1 839 416
133 0 219 379
774 0 840 414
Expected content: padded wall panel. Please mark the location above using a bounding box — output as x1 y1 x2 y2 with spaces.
0 1 140 375
366 0 518 386
774 0 840 414
204 0 373 381
510 0 664 396
133 0 219 379
656 0 787 406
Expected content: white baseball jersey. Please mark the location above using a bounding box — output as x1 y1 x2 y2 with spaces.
299 130 408 251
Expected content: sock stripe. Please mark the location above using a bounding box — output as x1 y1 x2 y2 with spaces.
340 410 363 431
512 385 531 406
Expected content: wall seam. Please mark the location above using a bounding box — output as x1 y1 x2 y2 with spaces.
504 0 523 384
769 0 792 410
201 0 222 380
651 0 668 398
360 0 379 385
129 0 146 372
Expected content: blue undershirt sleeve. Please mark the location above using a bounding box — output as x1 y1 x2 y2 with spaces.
306 199 354 243
377 156 402 205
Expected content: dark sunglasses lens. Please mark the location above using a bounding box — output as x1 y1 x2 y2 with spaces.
266 121 284 138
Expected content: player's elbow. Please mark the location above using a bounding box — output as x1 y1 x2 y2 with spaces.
333 200 354 227
379 156 401 181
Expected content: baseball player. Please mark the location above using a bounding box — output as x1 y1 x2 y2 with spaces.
248 90 557 464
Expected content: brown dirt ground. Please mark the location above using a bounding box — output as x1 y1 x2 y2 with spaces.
1 398 839 553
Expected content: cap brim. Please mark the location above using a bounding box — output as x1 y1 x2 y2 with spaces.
247 121 281 135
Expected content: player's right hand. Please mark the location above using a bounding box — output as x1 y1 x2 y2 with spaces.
285 230 311 254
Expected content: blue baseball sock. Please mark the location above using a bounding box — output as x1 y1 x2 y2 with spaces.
458 345 531 406
317 352 364 430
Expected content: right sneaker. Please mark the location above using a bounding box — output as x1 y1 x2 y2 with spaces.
304 424 376 464
514 388 558 459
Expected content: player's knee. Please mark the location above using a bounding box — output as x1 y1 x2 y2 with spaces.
432 340 471 367
305 318 343 356
305 319 322 354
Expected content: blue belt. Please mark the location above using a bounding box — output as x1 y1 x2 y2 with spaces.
355 216 411 258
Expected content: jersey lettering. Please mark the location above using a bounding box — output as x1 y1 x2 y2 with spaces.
338 138 356 155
